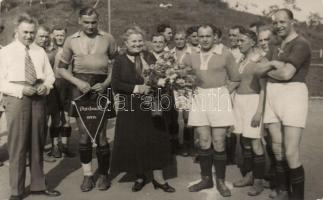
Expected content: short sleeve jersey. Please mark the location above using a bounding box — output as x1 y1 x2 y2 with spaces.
267 36 311 83
60 30 116 75
182 44 239 88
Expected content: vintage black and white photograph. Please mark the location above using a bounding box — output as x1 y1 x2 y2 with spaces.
0 0 322 199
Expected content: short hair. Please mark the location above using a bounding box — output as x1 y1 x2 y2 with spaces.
151 33 166 42
186 26 198 36
275 8 294 20
52 25 67 33
230 25 244 33
157 23 172 33
198 24 222 38
239 28 258 44
37 25 51 33
79 7 99 18
249 21 266 29
15 13 38 27
121 25 145 41
258 25 273 34
174 30 187 38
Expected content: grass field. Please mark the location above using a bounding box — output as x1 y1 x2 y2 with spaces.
0 0 322 95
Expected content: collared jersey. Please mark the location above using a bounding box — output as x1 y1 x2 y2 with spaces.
267 35 311 83
182 44 240 89
0 40 55 98
60 30 117 75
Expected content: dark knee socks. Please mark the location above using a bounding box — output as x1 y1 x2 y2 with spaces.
226 134 237 164
290 166 305 200
79 144 92 164
213 150 227 179
241 147 253 176
198 148 213 177
253 154 266 179
96 145 110 176
61 126 72 137
276 160 290 191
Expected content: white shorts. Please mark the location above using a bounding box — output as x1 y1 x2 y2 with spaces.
188 87 235 127
263 82 308 128
233 94 262 138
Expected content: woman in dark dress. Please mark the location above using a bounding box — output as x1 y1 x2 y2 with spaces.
111 27 175 193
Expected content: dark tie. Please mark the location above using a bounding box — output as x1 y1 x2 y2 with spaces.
135 54 143 76
25 46 37 85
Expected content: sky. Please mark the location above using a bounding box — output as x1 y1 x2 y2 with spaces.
224 0 323 21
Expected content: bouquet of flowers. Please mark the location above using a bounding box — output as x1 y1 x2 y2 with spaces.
143 51 198 112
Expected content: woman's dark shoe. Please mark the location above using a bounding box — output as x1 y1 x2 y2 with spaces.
152 179 176 193
132 179 146 192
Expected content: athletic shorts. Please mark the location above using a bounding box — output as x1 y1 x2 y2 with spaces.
188 87 235 127
263 82 308 128
233 94 262 138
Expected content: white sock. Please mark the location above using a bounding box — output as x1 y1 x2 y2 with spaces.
61 137 68 144
82 163 93 176
53 137 59 145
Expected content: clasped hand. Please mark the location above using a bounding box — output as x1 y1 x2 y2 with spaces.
22 84 47 96
77 80 107 94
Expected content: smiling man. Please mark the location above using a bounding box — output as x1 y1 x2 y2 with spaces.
264 9 311 200
0 13 59 200
58 7 117 192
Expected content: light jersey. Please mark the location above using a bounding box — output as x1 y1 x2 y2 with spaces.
236 50 267 95
170 46 193 65
60 30 116 75
182 44 240 89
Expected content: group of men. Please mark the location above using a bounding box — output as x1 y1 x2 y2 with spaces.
0 6 310 200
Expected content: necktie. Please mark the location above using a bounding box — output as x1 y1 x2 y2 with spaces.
135 54 143 76
25 46 37 85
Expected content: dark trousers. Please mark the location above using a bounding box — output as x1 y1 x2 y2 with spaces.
3 95 47 196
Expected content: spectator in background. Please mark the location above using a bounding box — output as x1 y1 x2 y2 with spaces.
49 26 74 158
34 25 57 163
249 21 266 36
171 30 195 157
157 23 173 51
186 26 200 51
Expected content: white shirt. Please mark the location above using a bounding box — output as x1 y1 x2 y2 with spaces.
0 40 55 98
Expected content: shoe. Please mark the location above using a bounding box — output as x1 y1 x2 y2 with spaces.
269 189 278 199
97 175 111 191
51 145 62 158
233 172 253 187
152 179 175 193
188 176 213 192
44 153 56 163
30 189 61 197
80 176 95 192
9 195 23 200
132 178 146 192
272 190 289 200
216 179 231 197
247 179 264 196
61 144 76 158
